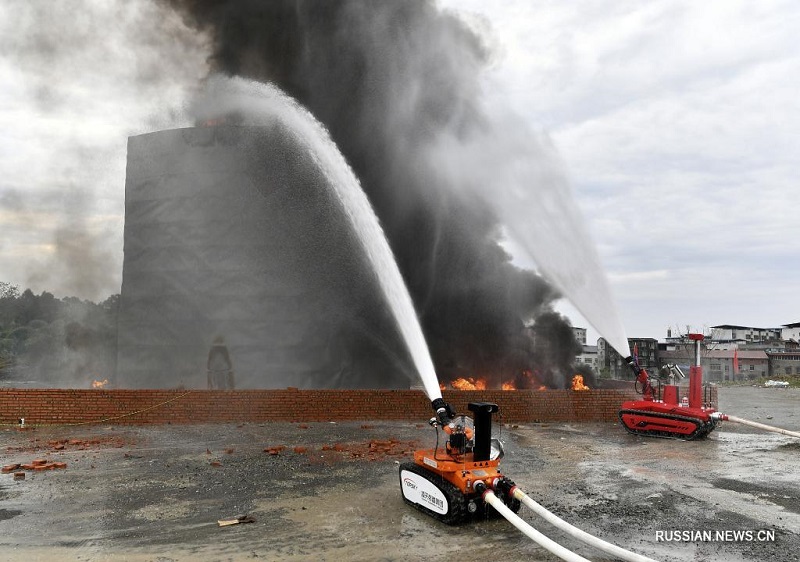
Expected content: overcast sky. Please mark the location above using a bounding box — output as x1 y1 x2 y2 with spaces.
1 0 798 343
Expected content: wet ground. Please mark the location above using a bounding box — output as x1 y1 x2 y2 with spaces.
1 386 798 561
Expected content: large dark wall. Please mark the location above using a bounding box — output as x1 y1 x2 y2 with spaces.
118 125 409 389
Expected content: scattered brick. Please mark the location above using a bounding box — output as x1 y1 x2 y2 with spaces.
13 472 25 481
264 446 285 455
293 446 307 454
210 461 222 467
2 464 21 474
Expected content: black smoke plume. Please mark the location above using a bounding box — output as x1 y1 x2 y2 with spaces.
165 0 584 386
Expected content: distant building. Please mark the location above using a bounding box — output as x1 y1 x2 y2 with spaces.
781 322 800 342
583 322 799 381
767 351 800 377
709 325 781 344
658 348 768 382
597 338 624 378
706 340 742 351
597 337 657 379
630 338 658 370
572 327 587 346
576 344 599 371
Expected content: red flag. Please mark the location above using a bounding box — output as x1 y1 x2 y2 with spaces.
733 349 739 374
633 343 639 364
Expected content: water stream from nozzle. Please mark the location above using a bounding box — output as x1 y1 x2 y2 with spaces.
432 112 631 359
192 76 442 400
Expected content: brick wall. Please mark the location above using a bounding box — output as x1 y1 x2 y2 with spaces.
0 387 717 426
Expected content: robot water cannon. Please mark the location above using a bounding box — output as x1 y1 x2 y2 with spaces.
619 336 800 442
402 400 519 524
407 398 664 562
619 334 720 440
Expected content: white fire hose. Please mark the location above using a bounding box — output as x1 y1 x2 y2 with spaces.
478 481 660 562
476 411 797 562
712 413 800 439
511 488 659 562
481 489 592 562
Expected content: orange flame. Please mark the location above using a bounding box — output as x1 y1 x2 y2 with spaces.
444 374 551 391
92 379 108 389
450 377 487 390
571 374 589 391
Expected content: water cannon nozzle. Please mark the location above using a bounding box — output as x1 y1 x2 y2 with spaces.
431 397 455 425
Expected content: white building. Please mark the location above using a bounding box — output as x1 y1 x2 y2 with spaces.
709 325 781 344
781 322 800 342
576 345 599 371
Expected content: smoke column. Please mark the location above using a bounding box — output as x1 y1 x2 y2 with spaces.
166 0 614 385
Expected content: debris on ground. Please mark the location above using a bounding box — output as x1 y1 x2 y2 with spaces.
3 459 67 475
5 435 132 454
259 438 418 462
217 515 256 527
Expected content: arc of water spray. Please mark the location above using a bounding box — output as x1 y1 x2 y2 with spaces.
192 76 442 400
431 120 631 358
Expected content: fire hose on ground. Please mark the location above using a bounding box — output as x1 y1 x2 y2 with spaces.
478 416 797 562
511 487 659 562
711 412 800 439
476 481 659 562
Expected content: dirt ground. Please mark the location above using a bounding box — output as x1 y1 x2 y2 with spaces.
1 386 798 562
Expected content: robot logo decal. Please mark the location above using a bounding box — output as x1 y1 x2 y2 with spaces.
400 469 448 515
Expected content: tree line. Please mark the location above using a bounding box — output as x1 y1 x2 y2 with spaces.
0 281 119 385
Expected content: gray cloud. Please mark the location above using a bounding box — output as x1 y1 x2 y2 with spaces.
449 0 800 338
0 0 209 300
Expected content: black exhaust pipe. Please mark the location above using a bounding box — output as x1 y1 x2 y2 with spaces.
468 402 499 461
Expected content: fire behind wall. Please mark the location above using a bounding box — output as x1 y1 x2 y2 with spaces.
117 124 412 389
